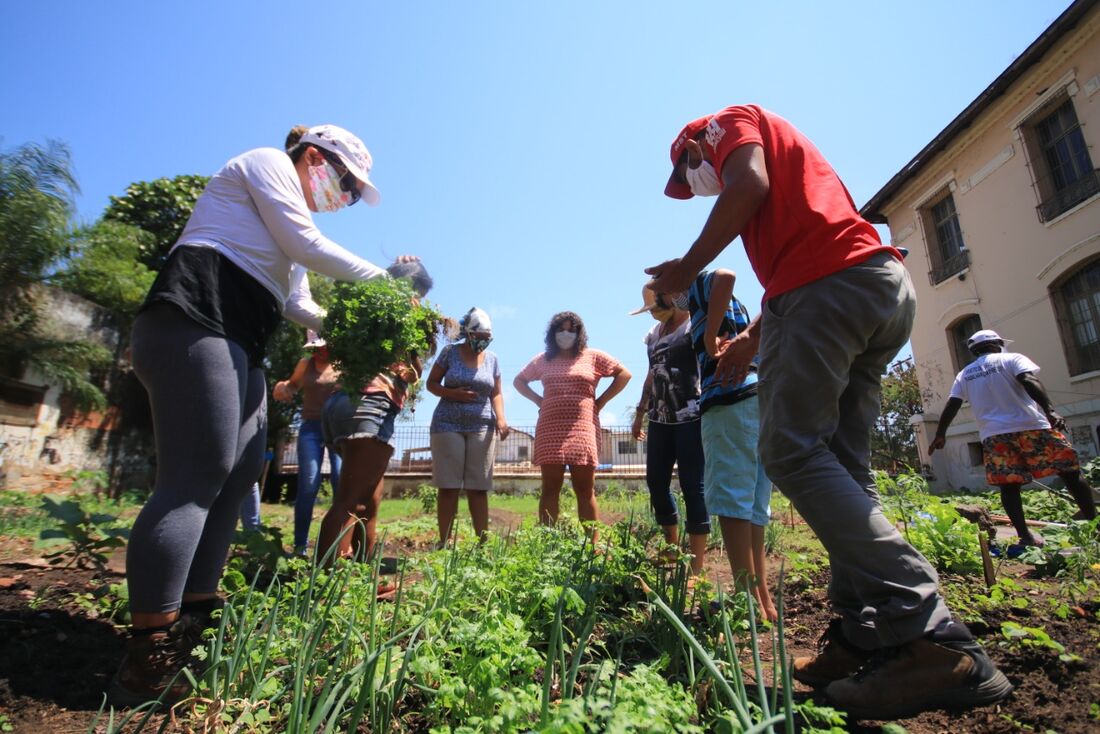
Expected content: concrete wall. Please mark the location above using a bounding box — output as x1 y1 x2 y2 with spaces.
384 472 649 498
0 288 124 491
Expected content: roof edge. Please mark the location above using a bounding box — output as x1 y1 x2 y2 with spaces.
860 0 1097 224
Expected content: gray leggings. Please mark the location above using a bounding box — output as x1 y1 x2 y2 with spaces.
128 306 267 613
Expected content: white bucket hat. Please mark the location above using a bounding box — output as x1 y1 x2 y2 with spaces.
303 329 326 348
967 329 1012 349
299 124 381 207
462 307 492 334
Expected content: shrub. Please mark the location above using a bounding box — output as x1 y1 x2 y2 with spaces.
323 278 443 394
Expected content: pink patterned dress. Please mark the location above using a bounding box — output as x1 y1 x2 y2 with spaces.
516 349 623 466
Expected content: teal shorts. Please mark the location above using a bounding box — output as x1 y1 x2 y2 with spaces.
701 397 772 526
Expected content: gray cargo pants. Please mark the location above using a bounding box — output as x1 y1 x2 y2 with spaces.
758 252 952 649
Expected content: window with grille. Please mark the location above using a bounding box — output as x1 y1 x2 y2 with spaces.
922 190 969 284
948 314 983 373
1053 260 1100 375
617 440 637 455
1027 97 1099 222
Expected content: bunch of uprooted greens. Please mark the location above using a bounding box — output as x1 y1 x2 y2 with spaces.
323 277 443 394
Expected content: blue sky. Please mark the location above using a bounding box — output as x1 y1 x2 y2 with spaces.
0 0 1074 427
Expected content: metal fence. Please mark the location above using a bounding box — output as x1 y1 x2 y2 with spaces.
280 424 648 476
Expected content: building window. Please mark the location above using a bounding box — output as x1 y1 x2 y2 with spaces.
948 314 983 372
517 445 529 460
1052 260 1100 376
0 376 46 427
1025 97 1100 222
922 190 969 284
617 440 637 455
967 442 984 467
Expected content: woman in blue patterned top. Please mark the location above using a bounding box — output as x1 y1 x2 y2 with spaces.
427 307 510 544
685 268 776 621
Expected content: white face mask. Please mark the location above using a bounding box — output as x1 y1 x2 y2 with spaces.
555 330 578 350
684 160 722 197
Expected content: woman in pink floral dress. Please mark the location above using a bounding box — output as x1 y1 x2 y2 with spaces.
514 311 631 526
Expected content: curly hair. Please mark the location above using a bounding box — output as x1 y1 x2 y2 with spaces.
544 311 587 359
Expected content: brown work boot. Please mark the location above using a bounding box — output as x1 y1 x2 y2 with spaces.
108 617 204 708
793 618 873 688
826 621 1013 720
179 596 226 643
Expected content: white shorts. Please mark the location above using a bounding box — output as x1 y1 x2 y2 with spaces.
431 430 497 490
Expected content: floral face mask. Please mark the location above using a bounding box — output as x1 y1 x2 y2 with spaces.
308 161 356 212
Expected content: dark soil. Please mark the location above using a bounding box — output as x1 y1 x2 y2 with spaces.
0 563 128 734
2 524 1098 733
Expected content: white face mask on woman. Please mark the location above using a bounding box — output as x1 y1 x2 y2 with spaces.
555 330 578 350
684 160 722 197
308 161 354 212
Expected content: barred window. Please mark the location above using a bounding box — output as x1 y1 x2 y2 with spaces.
1053 260 1100 375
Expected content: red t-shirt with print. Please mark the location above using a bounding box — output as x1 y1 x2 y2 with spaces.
702 105 899 302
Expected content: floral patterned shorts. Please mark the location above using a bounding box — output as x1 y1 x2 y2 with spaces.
982 429 1079 485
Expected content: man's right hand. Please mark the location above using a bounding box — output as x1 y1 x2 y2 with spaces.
928 436 945 455
644 258 695 295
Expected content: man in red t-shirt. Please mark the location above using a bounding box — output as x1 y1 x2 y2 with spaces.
647 106 1011 720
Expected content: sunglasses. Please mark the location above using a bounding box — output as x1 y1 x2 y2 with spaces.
317 148 362 206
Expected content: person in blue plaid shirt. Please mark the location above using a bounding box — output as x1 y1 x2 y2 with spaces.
684 268 776 621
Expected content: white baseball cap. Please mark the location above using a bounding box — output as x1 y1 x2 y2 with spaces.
967 329 1011 349
299 124 381 207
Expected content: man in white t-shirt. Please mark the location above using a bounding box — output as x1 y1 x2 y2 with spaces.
929 329 1097 549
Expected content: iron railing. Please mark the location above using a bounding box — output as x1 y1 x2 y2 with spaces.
280 424 648 476
1036 169 1100 223
928 248 970 286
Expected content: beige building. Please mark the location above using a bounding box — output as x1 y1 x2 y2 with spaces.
862 0 1100 491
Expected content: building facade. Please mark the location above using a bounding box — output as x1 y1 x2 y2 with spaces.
862 0 1100 491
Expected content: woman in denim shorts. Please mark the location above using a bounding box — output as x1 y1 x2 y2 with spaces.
317 260 435 579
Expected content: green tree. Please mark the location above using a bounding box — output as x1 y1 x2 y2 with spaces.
103 174 209 270
0 141 111 410
872 357 922 473
55 219 156 330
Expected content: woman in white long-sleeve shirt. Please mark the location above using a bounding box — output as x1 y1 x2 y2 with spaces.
112 125 409 706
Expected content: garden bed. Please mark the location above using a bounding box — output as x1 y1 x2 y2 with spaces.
0 480 1097 733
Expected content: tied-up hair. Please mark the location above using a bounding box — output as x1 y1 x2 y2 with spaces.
544 310 587 359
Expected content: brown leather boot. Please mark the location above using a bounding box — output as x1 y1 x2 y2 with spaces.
108 617 203 708
793 619 872 688
826 621 1013 720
